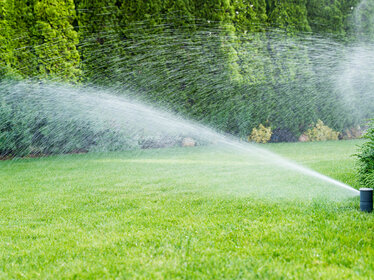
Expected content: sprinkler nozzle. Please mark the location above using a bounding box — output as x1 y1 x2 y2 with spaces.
360 188 373 213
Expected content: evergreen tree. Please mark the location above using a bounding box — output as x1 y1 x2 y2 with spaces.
1 0 370 142
354 0 374 42
0 0 12 77
307 0 345 35
232 0 267 31
307 0 360 36
1 0 80 80
267 0 311 32
32 0 81 81
7 0 38 78
75 0 121 82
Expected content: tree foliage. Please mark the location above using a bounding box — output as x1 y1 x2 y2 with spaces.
0 0 80 80
0 0 372 157
33 0 81 81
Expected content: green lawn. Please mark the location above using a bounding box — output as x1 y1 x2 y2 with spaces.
0 140 373 279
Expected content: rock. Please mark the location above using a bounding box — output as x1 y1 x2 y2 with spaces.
298 134 309 142
182 137 196 147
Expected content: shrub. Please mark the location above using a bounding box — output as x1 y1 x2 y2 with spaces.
248 124 272 144
138 136 181 149
304 120 339 142
0 101 34 157
0 82 138 157
357 120 374 187
0 100 137 157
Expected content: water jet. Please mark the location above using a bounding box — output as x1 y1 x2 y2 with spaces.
360 188 373 212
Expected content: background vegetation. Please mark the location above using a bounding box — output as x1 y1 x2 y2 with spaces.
0 0 373 158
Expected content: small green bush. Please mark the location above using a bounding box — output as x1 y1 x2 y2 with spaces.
304 120 339 142
357 120 374 187
248 124 272 144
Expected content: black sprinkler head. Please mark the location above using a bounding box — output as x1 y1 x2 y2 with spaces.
360 188 373 213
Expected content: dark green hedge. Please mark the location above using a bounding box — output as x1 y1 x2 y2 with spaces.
0 0 371 157
1 0 360 80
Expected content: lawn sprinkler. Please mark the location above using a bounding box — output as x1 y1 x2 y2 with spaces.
360 188 373 213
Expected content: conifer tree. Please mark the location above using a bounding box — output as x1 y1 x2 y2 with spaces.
232 0 267 31
0 0 12 77
0 0 369 139
6 0 38 77
265 0 318 136
307 0 360 36
1 0 80 80
267 0 311 32
307 0 345 34
32 0 80 81
75 0 122 82
354 0 374 41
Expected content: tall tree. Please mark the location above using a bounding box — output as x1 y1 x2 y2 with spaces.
307 0 360 36
267 0 311 32
75 0 122 82
354 0 374 41
32 0 80 81
4 0 38 78
0 0 12 77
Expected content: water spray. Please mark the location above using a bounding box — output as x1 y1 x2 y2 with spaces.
1 81 361 201
360 188 373 213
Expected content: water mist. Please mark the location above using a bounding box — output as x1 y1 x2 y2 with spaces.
0 81 359 200
3 2 374 202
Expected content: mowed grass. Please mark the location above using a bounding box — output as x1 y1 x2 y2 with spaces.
0 140 373 279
